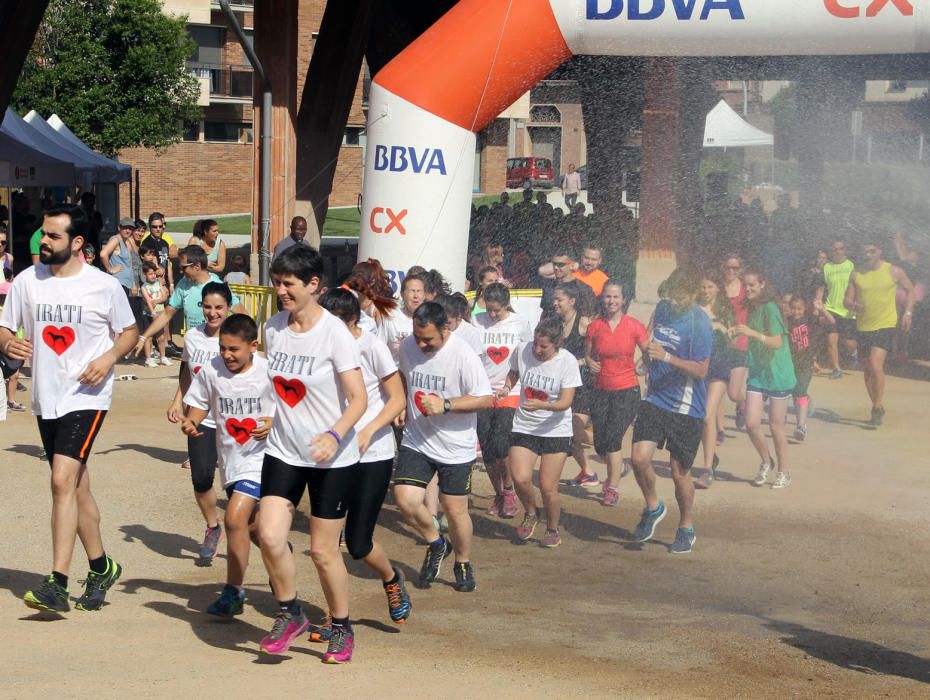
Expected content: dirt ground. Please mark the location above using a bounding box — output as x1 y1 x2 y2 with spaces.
3 350 930 698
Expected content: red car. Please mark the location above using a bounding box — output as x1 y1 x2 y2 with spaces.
506 156 554 189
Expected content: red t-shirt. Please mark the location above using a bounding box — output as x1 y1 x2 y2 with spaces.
727 282 749 352
586 315 648 391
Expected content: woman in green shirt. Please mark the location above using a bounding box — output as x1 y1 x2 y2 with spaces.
732 268 796 491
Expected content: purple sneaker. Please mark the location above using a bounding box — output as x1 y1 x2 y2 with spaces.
260 609 309 655
323 625 354 664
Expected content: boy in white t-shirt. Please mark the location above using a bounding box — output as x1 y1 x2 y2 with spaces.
0 204 138 614
394 303 493 593
182 314 275 617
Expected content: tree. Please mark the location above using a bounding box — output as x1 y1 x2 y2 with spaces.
12 0 201 157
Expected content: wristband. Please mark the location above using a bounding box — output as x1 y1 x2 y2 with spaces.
325 429 342 445
139 334 147 342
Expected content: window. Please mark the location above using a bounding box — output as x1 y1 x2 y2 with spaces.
182 121 201 142
888 80 908 93
343 127 365 146
204 121 252 143
187 26 224 66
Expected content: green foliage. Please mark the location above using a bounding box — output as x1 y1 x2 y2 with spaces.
12 0 201 157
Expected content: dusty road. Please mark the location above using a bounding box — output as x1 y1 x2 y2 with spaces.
2 356 929 698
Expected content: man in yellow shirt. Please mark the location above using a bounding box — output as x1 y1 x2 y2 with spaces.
844 237 914 426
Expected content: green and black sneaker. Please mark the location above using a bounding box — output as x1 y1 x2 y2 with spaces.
75 557 123 611
24 575 70 613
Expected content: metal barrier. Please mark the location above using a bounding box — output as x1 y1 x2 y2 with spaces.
228 284 277 342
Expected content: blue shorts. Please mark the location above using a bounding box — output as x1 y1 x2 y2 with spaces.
225 479 261 501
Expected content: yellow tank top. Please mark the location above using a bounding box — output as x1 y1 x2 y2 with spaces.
855 262 897 332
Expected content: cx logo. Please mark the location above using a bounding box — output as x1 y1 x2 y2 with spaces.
824 0 913 17
370 207 408 235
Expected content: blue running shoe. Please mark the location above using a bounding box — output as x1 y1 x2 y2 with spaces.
631 501 667 543
669 527 696 554
207 584 244 617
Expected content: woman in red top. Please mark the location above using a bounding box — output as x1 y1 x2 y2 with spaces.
723 255 749 431
585 280 648 508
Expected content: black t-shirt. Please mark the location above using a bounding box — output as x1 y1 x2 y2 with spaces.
140 236 170 271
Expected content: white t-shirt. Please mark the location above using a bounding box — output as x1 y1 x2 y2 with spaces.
181 325 220 429
264 309 361 468
453 320 484 358
183 355 276 487
398 333 492 464
356 330 398 463
358 312 378 336
0 263 135 418
510 344 582 438
471 311 533 393
378 306 414 361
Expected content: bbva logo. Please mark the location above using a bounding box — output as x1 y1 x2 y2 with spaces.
587 0 745 21
373 145 447 175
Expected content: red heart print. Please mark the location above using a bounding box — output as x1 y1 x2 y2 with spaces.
486 346 510 365
193 366 202 375
274 376 307 408
42 325 75 355
524 387 548 401
226 418 257 446
414 390 440 416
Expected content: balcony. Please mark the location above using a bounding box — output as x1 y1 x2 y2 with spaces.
188 63 253 102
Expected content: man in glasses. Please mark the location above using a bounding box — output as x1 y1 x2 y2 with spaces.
815 239 857 379
140 212 176 294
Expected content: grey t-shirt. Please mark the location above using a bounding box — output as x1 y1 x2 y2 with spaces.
272 236 307 260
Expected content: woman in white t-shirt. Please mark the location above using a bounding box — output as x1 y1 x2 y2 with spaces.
500 318 582 548
471 283 533 519
316 288 411 636
257 246 367 663
167 282 231 563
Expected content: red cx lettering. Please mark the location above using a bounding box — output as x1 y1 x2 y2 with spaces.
369 207 408 235
824 0 913 17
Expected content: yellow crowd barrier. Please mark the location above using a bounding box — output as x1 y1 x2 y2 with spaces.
229 284 276 346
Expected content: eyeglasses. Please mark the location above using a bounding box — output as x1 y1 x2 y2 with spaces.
150 224 165 230
0 240 6 246
179 262 196 269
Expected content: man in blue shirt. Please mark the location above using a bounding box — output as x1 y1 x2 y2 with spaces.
629 268 712 554
133 245 242 356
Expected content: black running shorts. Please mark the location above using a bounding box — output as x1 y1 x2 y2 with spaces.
394 446 473 496
37 410 108 465
476 407 515 463
261 454 359 519
509 431 572 456
631 400 703 472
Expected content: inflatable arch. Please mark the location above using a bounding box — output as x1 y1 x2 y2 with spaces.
358 0 927 291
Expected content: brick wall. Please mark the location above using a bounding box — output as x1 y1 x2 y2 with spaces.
331 145 363 207
118 141 253 218
480 119 509 194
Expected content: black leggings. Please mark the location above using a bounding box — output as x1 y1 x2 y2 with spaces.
188 426 218 494
343 458 393 561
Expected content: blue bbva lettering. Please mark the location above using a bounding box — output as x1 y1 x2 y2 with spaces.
586 0 744 20
374 145 447 175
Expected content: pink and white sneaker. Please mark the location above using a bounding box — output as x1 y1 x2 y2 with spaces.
323 625 354 664
260 609 309 655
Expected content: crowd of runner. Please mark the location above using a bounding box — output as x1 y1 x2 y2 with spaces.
0 198 922 663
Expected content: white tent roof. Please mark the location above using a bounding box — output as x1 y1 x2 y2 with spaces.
0 130 77 187
47 113 131 183
25 111 130 184
703 100 774 148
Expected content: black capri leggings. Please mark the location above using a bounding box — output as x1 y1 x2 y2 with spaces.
590 386 641 455
188 426 218 494
344 458 393 560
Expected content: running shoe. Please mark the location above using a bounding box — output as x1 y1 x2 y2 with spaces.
75 556 123 611
160 357 173 367
772 471 792 489
144 357 158 368
830 368 842 379
794 425 807 442
453 561 476 593
753 461 773 487
631 501 667 543
501 489 519 518
870 406 885 426
24 575 70 613
7 400 25 411
716 430 726 446
418 536 450 586
540 528 562 548
309 616 332 643
323 625 354 663
567 470 600 488
207 584 244 617
384 567 412 624
669 527 696 554
601 486 619 508
260 609 309 655
516 510 539 541
693 468 713 490
198 524 223 562
487 496 502 517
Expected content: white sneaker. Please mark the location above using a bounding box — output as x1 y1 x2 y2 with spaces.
772 471 791 489
144 357 158 368
752 462 772 487
160 357 173 366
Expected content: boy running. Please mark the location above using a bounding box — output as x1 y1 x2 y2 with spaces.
0 204 138 613
182 314 275 616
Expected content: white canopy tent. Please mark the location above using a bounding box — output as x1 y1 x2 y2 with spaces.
703 100 774 149
25 111 131 184
0 131 77 187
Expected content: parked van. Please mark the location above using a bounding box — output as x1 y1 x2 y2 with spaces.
506 157 554 189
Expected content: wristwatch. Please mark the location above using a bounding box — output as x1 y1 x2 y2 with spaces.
443 399 452 414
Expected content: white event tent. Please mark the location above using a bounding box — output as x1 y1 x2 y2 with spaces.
26 111 131 184
703 100 774 149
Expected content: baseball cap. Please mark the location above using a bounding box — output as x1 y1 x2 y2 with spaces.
118 216 135 228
